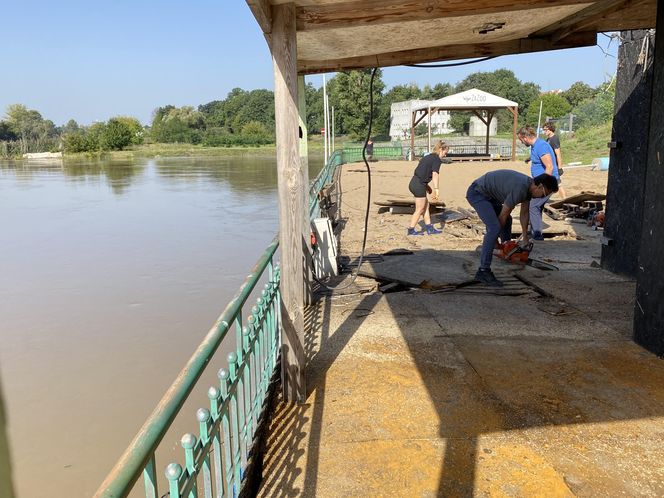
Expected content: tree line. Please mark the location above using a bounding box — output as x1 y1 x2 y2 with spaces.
0 69 614 158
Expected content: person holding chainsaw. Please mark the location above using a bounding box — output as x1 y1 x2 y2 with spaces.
518 126 559 241
466 170 558 286
407 140 449 236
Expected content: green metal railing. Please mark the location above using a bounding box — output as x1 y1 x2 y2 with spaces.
95 240 281 498
96 152 344 498
341 145 404 163
309 149 343 218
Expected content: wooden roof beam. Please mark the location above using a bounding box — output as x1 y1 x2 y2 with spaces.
533 0 646 42
296 0 591 32
297 31 596 74
247 0 273 35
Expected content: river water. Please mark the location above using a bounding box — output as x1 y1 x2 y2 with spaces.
0 154 322 497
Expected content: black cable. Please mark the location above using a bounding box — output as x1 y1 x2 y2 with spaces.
312 67 377 291
406 56 498 68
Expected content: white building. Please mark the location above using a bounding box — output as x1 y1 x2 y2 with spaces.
469 115 498 136
389 100 451 140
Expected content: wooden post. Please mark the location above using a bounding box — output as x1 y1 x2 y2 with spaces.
272 3 306 403
298 75 312 307
511 106 518 160
427 107 432 153
485 110 493 156
410 110 416 160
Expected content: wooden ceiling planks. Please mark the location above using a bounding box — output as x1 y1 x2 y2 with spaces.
297 5 592 60
297 31 597 73
247 0 658 74
295 0 592 32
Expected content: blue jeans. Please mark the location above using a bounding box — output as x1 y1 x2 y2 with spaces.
529 195 551 233
466 182 512 269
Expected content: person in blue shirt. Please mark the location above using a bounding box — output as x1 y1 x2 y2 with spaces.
518 126 559 240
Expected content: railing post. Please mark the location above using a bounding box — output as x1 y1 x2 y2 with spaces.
197 408 213 498
142 455 158 498
165 463 182 498
207 386 224 498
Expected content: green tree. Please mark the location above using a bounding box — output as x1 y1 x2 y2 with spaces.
421 83 453 100
4 104 57 153
241 121 270 137
86 122 106 150
0 121 16 141
61 119 80 135
304 82 324 135
230 89 274 133
573 87 615 129
329 69 386 138
562 81 597 108
114 116 144 145
525 93 572 127
100 118 133 150
198 100 226 129
384 83 421 103
62 132 94 153
150 105 203 143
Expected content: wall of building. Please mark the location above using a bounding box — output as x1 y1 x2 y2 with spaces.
389 101 451 139
601 30 656 276
469 115 498 137
635 18 664 355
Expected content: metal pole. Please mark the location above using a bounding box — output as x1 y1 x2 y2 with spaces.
323 75 328 162
325 87 330 161
428 107 432 153
537 100 543 134
331 106 335 153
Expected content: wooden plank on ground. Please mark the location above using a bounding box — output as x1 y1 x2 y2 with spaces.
549 191 606 209
374 199 447 208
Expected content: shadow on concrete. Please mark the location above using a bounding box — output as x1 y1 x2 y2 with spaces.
259 245 663 497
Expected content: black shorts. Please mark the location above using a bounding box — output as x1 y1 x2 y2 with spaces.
409 176 427 198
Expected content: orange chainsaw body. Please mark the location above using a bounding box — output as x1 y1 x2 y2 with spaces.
495 240 531 263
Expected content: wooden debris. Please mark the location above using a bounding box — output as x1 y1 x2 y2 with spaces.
548 191 606 209
374 199 446 208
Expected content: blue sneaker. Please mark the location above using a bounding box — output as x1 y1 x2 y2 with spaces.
425 224 442 235
532 231 544 241
407 227 424 236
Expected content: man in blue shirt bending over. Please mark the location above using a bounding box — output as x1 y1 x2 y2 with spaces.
518 126 559 240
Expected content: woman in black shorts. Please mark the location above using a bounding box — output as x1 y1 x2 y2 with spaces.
407 140 449 235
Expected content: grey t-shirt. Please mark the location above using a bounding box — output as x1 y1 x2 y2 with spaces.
474 169 532 209
547 134 561 151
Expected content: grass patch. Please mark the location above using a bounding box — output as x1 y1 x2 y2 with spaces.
63 141 332 160
560 121 612 164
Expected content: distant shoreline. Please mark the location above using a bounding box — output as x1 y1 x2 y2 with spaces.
58 142 327 160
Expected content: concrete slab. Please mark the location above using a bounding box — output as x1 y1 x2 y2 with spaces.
417 292 622 341
257 161 664 498
519 267 636 338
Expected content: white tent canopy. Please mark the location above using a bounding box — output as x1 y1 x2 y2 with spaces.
414 89 518 111
410 88 519 160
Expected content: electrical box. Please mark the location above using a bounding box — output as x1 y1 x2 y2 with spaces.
311 218 338 278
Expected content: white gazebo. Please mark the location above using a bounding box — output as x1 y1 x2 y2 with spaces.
411 88 519 160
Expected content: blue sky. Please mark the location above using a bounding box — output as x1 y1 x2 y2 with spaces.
1 1 618 126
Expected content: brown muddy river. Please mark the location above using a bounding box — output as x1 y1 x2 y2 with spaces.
0 154 322 497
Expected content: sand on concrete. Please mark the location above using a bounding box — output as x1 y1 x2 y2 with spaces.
256 160 664 498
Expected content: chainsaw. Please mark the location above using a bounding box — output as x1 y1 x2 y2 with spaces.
494 239 558 271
